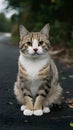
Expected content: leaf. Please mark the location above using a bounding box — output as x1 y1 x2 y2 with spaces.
68 104 73 109
69 75 73 78
65 91 70 94
70 122 73 127
51 0 56 3
8 102 13 105
65 98 73 103
62 77 66 80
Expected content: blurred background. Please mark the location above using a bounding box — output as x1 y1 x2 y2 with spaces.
0 0 73 49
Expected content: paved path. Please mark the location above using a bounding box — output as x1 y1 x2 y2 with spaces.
0 34 73 130
0 33 11 43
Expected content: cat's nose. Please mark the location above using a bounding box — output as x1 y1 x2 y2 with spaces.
33 48 38 52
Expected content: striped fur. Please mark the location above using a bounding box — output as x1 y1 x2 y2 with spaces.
14 24 63 116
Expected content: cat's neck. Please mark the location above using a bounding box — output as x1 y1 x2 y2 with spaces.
19 52 50 86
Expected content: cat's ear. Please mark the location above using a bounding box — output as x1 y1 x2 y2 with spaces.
40 24 50 38
19 25 29 39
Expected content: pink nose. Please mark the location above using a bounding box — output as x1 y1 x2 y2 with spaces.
33 48 38 52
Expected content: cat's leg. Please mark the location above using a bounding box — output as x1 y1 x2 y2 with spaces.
14 82 33 116
33 85 50 116
33 95 44 116
44 83 63 109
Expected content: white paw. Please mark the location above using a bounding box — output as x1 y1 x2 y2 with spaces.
23 109 33 116
20 105 26 111
43 107 50 113
34 109 43 116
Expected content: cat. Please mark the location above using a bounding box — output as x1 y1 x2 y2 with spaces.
14 24 63 116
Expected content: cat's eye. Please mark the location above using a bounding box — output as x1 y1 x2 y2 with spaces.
27 42 32 46
39 41 43 46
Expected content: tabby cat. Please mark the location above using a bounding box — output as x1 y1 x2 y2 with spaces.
14 24 63 116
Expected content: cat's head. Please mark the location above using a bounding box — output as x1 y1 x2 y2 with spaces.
19 24 51 58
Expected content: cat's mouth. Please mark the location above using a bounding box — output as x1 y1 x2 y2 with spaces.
32 52 40 56
33 52 39 55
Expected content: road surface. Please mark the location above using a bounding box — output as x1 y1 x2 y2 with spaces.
0 33 11 43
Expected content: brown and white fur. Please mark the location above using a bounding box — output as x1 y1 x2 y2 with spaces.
14 24 63 116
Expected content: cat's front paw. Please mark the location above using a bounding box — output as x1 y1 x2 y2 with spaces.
20 105 26 111
33 109 43 116
23 109 33 116
43 107 50 113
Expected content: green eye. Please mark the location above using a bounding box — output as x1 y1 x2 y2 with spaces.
39 41 43 45
27 42 32 46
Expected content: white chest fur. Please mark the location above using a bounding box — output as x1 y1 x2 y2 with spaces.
19 53 49 79
19 53 49 96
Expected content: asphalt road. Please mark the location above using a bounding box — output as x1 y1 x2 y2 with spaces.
0 33 11 43
0 34 73 130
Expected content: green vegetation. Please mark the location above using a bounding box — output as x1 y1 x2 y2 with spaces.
70 122 73 127
4 0 73 47
0 13 11 32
